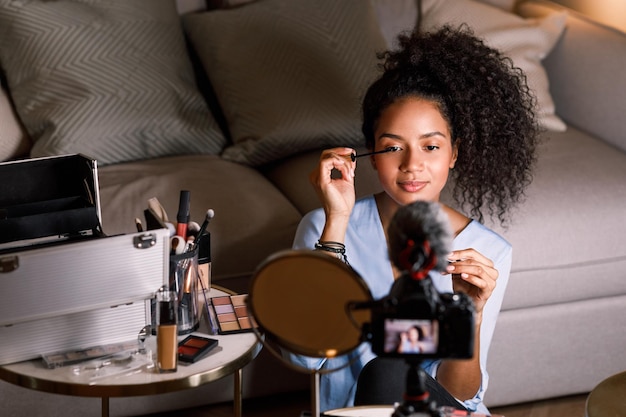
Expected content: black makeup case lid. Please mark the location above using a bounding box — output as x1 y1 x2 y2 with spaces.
0 154 102 248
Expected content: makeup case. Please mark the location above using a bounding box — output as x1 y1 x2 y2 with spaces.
0 154 168 365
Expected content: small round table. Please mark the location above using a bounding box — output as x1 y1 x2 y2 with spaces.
585 371 626 417
0 287 261 417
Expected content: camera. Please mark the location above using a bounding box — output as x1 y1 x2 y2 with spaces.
359 201 475 360
367 272 475 359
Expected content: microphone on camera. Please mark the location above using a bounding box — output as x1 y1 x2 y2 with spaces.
387 201 452 280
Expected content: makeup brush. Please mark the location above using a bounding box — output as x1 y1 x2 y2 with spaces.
350 147 400 162
147 197 169 222
134 217 144 233
196 209 215 242
186 221 201 237
176 190 191 238
179 262 195 330
194 209 215 297
170 236 185 255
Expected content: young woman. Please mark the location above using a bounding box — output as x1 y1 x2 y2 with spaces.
397 325 427 354
288 25 539 414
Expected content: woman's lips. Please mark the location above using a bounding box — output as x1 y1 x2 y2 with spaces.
398 180 427 192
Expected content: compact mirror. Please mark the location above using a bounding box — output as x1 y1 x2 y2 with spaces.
248 250 373 358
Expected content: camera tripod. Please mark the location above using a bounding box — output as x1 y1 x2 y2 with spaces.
392 359 446 417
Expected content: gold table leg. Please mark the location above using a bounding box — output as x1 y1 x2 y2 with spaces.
102 396 109 417
234 368 243 417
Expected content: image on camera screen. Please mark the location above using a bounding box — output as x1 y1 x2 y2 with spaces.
383 318 439 355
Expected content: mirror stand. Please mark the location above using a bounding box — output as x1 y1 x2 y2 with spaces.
310 371 321 417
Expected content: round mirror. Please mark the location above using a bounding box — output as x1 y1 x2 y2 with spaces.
248 250 373 358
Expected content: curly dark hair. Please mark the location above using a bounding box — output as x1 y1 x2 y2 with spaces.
361 25 540 225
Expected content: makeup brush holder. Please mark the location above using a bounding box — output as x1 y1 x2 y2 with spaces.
151 246 200 335
169 247 200 335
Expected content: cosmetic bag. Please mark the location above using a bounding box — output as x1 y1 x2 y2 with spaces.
0 154 168 365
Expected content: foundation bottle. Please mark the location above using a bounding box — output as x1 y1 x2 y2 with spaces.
156 288 178 373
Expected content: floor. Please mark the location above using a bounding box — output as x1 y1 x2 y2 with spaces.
146 390 589 417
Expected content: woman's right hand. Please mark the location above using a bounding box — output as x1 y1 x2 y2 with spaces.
309 147 356 227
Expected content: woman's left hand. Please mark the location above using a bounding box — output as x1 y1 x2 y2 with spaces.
444 249 498 319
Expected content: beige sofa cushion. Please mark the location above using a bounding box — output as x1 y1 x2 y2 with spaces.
184 0 387 166
0 0 226 166
421 0 568 132
98 155 302 288
263 149 383 216
478 0 516 10
371 0 516 49
519 0 626 154
483 127 626 310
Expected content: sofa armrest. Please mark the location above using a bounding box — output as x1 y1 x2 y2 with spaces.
517 0 626 152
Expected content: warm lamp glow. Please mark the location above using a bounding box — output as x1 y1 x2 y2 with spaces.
554 0 626 33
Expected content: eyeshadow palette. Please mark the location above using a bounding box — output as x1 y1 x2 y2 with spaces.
177 335 218 363
210 294 256 334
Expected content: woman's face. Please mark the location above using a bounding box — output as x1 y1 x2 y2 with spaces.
371 97 457 207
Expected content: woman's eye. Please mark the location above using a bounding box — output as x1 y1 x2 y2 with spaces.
384 146 402 153
425 145 439 151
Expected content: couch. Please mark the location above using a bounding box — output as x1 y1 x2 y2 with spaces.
1 0 625 415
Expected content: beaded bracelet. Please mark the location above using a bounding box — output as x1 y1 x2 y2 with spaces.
314 240 350 266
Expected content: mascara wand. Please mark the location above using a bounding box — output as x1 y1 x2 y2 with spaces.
350 147 398 162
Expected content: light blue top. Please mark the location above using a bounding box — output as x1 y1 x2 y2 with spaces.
287 195 511 414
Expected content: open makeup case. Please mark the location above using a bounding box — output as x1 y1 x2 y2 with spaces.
0 154 169 365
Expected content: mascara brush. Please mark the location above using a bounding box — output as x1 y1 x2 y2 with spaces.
350 147 399 162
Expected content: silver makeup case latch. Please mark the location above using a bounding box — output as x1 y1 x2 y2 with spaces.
133 233 157 249
0 255 19 273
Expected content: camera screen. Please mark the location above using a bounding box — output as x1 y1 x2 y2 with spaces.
382 318 439 355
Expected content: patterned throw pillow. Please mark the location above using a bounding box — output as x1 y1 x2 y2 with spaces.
184 0 388 166
0 84 30 161
0 0 226 165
